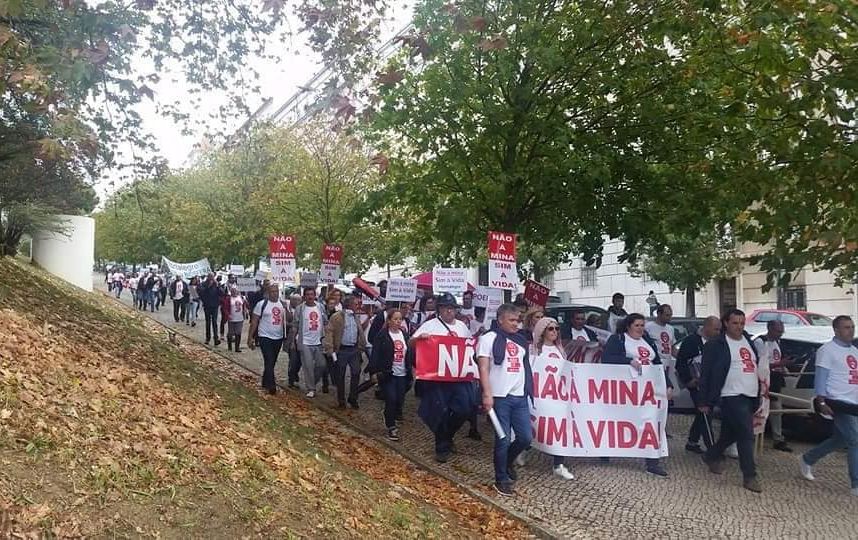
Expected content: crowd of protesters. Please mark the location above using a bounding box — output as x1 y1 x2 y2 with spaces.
104 267 858 500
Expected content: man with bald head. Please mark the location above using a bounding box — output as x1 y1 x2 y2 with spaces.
676 316 722 453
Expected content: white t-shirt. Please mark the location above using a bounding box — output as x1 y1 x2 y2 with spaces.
253 300 285 340
624 335 657 365
478 331 526 397
469 318 485 337
229 296 245 322
301 304 323 346
413 317 470 339
645 321 675 362
535 344 564 364
172 281 184 300
722 336 759 398
569 327 591 342
459 306 475 324
390 330 408 377
753 337 782 372
816 340 858 405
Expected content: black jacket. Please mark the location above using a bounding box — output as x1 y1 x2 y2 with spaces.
367 311 387 345
676 333 706 387
168 279 190 302
368 329 414 379
198 280 223 309
603 332 673 388
699 332 760 408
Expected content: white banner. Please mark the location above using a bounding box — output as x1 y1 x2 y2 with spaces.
271 258 296 283
300 272 319 289
530 362 669 458
161 256 211 277
235 277 257 293
473 286 503 321
386 277 418 302
255 269 268 282
320 263 341 284
432 267 467 294
229 264 245 275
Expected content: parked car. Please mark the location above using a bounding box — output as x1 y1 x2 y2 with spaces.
747 309 832 327
545 304 610 338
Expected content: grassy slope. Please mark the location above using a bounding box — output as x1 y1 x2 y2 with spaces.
0 258 529 539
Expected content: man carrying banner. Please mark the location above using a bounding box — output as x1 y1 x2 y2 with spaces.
676 316 721 453
699 309 763 493
476 303 533 496
412 293 476 464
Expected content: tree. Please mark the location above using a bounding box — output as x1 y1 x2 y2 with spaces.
630 229 739 317
358 0 858 289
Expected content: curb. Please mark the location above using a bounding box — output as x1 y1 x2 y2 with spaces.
105 292 557 539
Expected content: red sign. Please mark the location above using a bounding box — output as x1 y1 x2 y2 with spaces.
268 235 296 259
523 279 550 307
487 231 517 262
322 244 343 265
414 335 480 382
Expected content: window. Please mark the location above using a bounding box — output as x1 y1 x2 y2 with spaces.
581 267 597 288
806 313 832 326
779 313 802 326
753 311 778 323
777 286 807 311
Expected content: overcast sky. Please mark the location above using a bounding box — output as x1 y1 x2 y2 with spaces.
98 2 413 201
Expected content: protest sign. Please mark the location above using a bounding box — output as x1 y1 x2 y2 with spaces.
228 264 245 275
523 279 550 307
320 244 343 284
431 267 468 294
254 269 267 282
487 231 518 290
473 286 504 321
300 272 319 289
529 360 669 458
271 258 296 283
235 277 257 293
386 277 418 302
414 335 480 382
162 256 211 277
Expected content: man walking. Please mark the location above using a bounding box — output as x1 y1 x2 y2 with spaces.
754 320 792 452
699 309 763 492
198 272 223 346
247 283 288 394
477 303 533 496
800 315 858 496
676 316 721 453
324 295 367 408
169 274 189 323
294 287 328 398
286 293 303 389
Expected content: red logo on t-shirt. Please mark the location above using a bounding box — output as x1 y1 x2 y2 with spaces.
271 307 282 325
847 355 858 370
393 339 405 363
739 347 755 373
308 309 319 331
660 332 671 354
847 355 858 385
638 347 651 365
506 342 521 373
548 352 561 359
576 336 587 341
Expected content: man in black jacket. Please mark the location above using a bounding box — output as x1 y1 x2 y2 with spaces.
699 309 763 493
198 272 223 346
676 316 721 453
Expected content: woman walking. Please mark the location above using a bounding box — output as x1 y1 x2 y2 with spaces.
227 286 249 352
530 316 575 480
368 308 414 441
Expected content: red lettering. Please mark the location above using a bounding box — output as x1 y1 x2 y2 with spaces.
547 417 567 446
617 421 637 448
587 420 606 446
638 422 659 449
640 381 657 405
589 380 609 403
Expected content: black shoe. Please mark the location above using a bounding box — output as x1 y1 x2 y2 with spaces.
227 341 233 352
322 385 329 394
387 427 401 442
348 400 359 410
214 339 221 346
287 382 299 389
234 346 241 353
267 388 276 395
506 461 518 482
205 340 210 345
774 441 793 453
685 443 705 454
646 465 669 477
191 322 196 327
467 428 482 441
337 402 347 409
494 482 515 497
435 451 450 464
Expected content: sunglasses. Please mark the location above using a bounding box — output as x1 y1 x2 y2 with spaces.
546 326 559 331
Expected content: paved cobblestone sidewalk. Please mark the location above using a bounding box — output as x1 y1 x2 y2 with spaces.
108 285 858 539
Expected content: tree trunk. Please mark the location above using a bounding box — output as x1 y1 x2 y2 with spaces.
685 286 696 318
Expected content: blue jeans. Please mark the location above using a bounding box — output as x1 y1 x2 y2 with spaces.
803 412 858 489
381 375 409 429
492 395 532 484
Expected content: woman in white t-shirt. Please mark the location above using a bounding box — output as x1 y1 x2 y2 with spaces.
530 316 575 480
226 286 249 353
368 309 413 442
603 313 672 477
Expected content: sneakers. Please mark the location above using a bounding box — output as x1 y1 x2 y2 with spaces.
214 338 221 346
799 457 815 481
553 464 575 480
743 476 763 493
646 464 669 477
773 441 793 453
435 451 450 464
725 444 739 459
306 390 316 398
387 427 400 442
703 455 725 475
685 443 705 454
494 482 515 497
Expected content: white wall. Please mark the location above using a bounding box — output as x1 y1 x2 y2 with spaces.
32 215 95 292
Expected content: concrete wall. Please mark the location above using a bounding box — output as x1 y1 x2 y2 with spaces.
31 215 95 292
